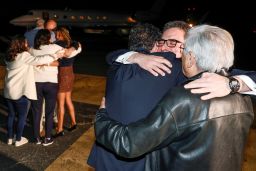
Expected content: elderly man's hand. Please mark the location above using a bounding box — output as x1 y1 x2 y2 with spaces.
184 72 231 100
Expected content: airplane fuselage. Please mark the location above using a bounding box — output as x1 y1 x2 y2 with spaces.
10 10 137 28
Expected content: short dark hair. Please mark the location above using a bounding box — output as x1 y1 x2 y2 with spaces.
34 29 51 49
128 23 161 52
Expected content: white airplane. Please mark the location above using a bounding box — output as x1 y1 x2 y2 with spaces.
9 0 166 34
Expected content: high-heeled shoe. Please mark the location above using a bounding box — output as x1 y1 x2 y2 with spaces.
54 130 65 138
68 124 77 132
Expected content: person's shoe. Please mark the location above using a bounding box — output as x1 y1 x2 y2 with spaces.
54 130 64 138
7 138 13 145
42 138 53 146
68 124 77 132
35 137 42 145
15 137 28 147
7 135 16 145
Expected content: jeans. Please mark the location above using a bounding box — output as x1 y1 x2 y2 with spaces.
6 96 30 141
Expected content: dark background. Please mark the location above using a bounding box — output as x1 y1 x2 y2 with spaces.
0 0 255 71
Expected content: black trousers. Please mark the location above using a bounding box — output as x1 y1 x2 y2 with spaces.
31 82 58 139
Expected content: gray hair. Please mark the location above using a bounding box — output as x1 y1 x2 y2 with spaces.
36 18 45 27
184 25 234 72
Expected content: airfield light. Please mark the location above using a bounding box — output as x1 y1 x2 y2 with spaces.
79 16 85 20
70 16 76 20
127 17 136 23
53 14 58 19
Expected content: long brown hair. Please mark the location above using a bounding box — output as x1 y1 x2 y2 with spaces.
56 27 72 47
6 35 28 62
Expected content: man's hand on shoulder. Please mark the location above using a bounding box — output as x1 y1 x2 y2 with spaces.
184 72 231 100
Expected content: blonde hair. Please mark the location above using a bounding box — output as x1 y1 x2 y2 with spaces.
56 27 72 47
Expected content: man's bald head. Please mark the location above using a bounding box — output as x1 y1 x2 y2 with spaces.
45 19 57 31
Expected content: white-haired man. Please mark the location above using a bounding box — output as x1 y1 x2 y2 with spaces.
95 24 254 171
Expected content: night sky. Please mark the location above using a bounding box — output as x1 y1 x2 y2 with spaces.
0 0 255 70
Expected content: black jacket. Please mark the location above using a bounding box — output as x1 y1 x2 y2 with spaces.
95 73 254 171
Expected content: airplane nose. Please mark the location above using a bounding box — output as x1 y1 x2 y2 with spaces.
9 18 17 25
9 17 24 26
9 15 36 27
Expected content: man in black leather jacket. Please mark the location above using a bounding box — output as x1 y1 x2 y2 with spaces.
95 25 254 171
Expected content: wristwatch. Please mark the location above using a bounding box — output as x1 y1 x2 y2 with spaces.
229 77 240 94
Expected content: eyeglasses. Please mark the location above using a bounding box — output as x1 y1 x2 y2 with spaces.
156 39 183 48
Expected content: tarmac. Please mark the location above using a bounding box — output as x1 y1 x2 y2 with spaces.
0 65 255 171
0 66 104 171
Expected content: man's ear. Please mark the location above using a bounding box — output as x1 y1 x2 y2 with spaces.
187 51 196 68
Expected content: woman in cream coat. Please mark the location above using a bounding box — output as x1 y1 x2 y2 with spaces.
4 35 63 147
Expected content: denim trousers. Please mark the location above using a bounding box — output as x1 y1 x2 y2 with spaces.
6 96 30 141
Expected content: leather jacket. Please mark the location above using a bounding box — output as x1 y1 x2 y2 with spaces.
95 74 254 171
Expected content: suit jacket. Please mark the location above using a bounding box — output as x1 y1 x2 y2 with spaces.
87 50 186 171
230 68 256 81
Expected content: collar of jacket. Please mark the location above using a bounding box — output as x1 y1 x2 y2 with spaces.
183 71 208 85
184 68 231 85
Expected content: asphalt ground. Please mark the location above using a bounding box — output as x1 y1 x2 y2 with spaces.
0 95 98 171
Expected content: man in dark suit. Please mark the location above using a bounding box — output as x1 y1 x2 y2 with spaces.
87 23 186 171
